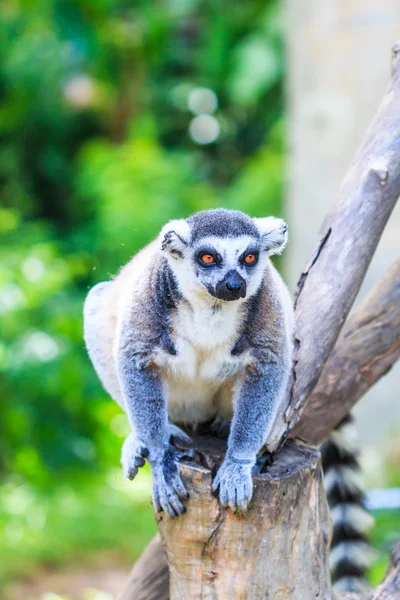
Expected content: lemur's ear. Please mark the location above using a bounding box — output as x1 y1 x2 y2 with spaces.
254 217 288 255
160 219 190 259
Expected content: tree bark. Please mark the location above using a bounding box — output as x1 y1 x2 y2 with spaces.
265 42 400 453
292 257 400 444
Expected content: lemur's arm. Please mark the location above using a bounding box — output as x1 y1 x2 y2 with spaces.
117 323 189 517
118 337 168 446
230 356 287 458
213 339 290 512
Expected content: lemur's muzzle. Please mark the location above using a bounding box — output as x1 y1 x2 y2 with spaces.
215 270 246 301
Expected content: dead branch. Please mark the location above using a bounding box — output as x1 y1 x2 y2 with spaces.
292 257 400 444
266 43 400 452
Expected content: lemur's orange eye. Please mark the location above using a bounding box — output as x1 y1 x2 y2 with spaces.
201 254 215 264
244 254 256 264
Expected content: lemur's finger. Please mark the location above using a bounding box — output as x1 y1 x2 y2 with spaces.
211 473 220 493
227 487 237 513
140 447 149 458
127 466 139 480
172 474 189 500
218 484 229 507
134 456 145 468
167 492 186 516
157 481 170 514
159 485 178 518
152 484 162 513
237 483 251 513
233 489 239 513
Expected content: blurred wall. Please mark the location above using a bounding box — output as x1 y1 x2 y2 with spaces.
286 0 400 476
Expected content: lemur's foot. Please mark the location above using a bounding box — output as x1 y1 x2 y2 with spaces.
121 432 149 481
151 444 195 517
168 422 192 449
209 416 231 439
212 455 255 512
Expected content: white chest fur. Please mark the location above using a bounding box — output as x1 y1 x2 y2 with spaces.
154 300 248 425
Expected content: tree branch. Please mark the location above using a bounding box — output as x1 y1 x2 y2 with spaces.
266 42 400 452
292 257 400 444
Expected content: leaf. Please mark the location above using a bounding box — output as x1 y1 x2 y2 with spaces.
227 35 281 107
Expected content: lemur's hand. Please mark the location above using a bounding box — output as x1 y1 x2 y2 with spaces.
121 424 192 483
121 432 150 480
150 444 194 517
212 455 255 512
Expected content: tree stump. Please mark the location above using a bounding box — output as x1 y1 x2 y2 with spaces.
152 437 333 600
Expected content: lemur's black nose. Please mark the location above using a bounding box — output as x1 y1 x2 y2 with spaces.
226 280 243 292
216 270 246 301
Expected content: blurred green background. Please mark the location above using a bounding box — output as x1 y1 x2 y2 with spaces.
0 1 398 599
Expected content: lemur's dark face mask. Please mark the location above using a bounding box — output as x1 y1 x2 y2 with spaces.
194 243 260 302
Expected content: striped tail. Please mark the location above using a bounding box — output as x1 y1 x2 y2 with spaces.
321 413 375 594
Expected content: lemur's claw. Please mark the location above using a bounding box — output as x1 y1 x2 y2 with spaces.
209 416 231 439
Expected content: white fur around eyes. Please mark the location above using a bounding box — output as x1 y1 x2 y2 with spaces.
193 235 258 265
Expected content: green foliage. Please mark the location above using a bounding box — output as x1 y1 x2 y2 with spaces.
0 469 156 591
369 509 400 586
0 0 285 485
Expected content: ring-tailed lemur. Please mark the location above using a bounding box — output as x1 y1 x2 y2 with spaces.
84 208 293 516
84 208 373 592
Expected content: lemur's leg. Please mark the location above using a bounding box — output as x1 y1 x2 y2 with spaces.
210 383 232 439
117 324 193 517
212 357 288 512
84 282 124 408
209 416 231 439
84 285 190 491
168 421 192 447
85 284 149 481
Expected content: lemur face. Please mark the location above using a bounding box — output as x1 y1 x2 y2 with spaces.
160 209 287 304
190 235 262 301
